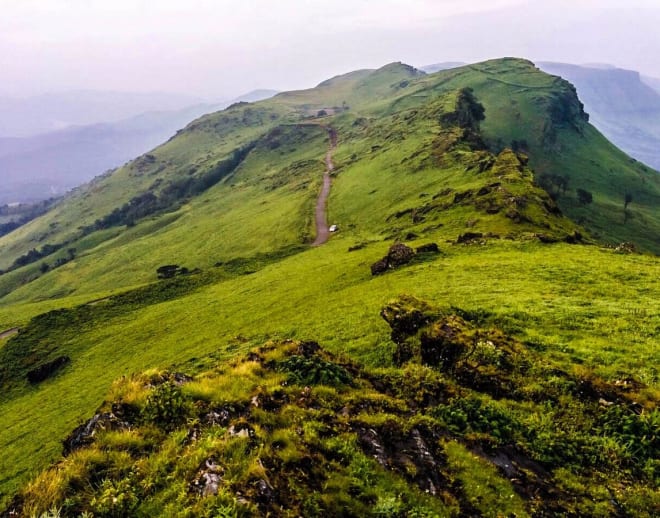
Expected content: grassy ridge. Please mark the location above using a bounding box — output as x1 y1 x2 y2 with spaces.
0 58 658 513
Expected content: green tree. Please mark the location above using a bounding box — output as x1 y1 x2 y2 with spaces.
455 87 485 130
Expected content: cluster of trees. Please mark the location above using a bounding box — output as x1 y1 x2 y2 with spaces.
440 87 486 131
0 244 76 275
540 178 636 224
537 173 570 200
39 248 77 273
0 220 26 237
10 243 62 269
576 188 593 205
539 175 596 207
85 142 255 233
0 199 58 238
84 192 160 231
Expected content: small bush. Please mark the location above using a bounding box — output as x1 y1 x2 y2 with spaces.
278 355 352 387
432 397 519 443
91 478 139 517
141 382 191 430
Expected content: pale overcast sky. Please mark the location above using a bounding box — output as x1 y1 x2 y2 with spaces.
1 0 659 99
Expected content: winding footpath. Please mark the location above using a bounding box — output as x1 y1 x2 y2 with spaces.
312 127 337 246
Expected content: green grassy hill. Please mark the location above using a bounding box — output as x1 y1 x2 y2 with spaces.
0 59 658 516
0 58 658 303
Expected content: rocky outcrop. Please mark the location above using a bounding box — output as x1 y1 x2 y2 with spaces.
370 243 417 276
63 411 129 455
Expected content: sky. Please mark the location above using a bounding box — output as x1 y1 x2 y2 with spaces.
1 0 659 99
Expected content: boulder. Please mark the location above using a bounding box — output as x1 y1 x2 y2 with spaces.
419 315 473 370
456 232 483 244
387 243 415 266
370 243 415 276
191 458 222 497
370 258 389 276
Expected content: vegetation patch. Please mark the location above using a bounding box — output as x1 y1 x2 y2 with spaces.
5 294 658 516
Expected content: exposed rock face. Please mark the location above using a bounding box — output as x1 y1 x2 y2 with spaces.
63 412 129 455
356 423 448 496
191 458 222 497
380 295 437 360
420 316 473 370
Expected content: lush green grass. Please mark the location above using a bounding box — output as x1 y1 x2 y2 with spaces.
0 238 658 509
0 58 658 298
0 58 658 514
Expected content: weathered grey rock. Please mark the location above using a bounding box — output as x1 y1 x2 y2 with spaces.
63 412 128 455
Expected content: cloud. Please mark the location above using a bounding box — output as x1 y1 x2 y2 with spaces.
1 0 658 97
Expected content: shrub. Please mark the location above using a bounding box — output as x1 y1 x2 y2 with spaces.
598 406 659 466
432 397 519 443
278 355 352 387
91 478 139 517
141 382 191 430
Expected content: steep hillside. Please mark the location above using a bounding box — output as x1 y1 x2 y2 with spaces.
0 91 278 205
539 61 660 171
418 59 660 252
0 59 658 516
0 105 217 204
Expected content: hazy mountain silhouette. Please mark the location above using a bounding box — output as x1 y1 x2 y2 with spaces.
539 62 660 170
0 90 277 204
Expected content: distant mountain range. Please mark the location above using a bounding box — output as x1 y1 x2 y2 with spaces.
0 90 205 138
420 62 466 73
536 62 660 171
0 90 278 204
641 75 660 93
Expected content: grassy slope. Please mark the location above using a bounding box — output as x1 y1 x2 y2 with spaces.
1 240 658 514
0 59 658 305
0 59 658 514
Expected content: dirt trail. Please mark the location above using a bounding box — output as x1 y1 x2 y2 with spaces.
312 127 337 246
0 327 19 340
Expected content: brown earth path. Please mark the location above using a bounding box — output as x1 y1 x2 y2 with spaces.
312 127 337 246
0 327 19 340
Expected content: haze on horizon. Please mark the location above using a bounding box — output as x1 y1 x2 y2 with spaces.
2 0 659 100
